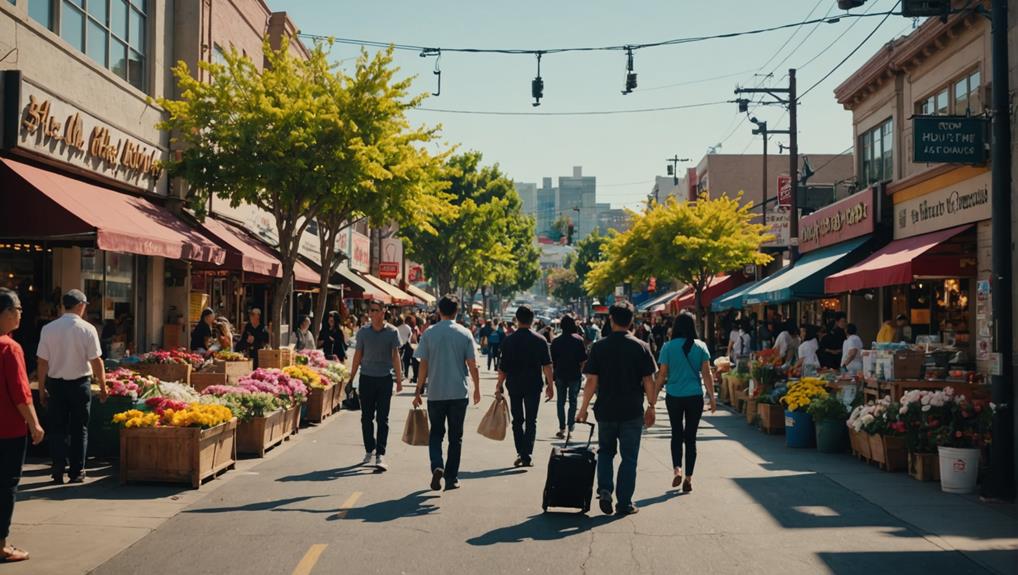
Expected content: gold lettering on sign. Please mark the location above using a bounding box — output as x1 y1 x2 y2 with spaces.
21 95 49 134
64 112 85 149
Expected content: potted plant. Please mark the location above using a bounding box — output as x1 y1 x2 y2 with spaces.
927 388 995 494
807 395 849 453
780 378 828 448
201 386 287 457
851 397 906 471
898 389 947 481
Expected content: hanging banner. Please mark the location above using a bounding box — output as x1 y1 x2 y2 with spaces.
349 230 370 273
777 174 792 208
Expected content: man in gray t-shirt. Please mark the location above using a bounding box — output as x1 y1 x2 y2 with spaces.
413 295 480 491
348 301 402 471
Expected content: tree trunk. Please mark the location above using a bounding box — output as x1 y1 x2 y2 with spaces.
480 285 488 319
315 223 339 336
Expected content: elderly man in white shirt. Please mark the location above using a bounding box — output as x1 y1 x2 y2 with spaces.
37 290 107 484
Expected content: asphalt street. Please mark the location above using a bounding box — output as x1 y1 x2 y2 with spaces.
90 367 1017 575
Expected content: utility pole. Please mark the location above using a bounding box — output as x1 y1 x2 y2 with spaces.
665 155 689 186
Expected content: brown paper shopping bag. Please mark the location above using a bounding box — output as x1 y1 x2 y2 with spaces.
477 396 509 441
402 407 430 446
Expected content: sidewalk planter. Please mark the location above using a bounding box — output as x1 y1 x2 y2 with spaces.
207 360 254 384
757 403 784 434
815 419 849 453
304 384 335 424
784 410 816 448
258 349 293 370
284 404 300 437
132 363 191 386
938 446 980 493
868 434 906 472
908 451 940 482
236 409 289 457
87 396 136 457
745 397 759 424
119 419 237 488
718 377 730 404
849 429 872 460
189 372 228 393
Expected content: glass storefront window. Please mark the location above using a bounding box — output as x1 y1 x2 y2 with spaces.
907 279 971 348
81 249 135 358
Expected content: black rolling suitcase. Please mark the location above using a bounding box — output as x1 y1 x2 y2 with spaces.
542 421 596 513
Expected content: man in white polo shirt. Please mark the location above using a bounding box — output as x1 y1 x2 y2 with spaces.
37 289 107 484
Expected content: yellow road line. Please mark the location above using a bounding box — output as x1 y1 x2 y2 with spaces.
335 491 363 519
292 544 327 575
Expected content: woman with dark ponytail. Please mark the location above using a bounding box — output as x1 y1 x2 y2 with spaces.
654 312 716 492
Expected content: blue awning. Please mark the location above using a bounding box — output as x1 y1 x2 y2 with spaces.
637 288 683 312
710 268 793 312
743 237 870 305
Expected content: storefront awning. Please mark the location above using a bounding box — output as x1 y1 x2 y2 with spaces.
671 275 747 311
357 272 416 306
636 289 681 312
825 225 974 293
405 284 436 306
197 216 318 284
743 237 870 305
711 268 792 312
0 158 225 264
335 266 390 303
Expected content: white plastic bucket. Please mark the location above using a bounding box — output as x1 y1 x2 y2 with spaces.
938 446 980 494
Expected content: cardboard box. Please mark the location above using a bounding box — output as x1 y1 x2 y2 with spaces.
893 350 925 380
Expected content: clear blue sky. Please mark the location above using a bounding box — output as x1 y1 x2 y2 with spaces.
268 0 913 210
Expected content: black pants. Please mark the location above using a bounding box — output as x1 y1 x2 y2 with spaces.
359 375 394 456
401 344 413 379
509 388 541 461
0 435 27 540
487 343 501 371
665 395 704 475
428 399 469 481
46 377 92 478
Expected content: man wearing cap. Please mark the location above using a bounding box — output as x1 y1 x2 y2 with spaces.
37 289 107 484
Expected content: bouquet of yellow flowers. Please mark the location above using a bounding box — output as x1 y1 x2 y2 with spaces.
112 409 160 428
284 365 324 389
161 404 234 428
781 378 829 412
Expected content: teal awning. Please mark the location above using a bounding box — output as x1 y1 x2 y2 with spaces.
637 288 683 312
710 268 792 312
743 237 870 305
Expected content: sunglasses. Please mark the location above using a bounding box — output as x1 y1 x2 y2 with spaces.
369 308 383 313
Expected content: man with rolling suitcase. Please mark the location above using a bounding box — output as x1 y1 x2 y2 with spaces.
576 301 657 516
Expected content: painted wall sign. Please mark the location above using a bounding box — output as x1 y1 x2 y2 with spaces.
777 174 792 207
380 237 403 279
798 187 875 253
761 207 791 249
349 230 371 273
893 172 990 239
2 72 166 193
912 115 988 165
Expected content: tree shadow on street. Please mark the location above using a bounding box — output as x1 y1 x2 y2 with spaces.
329 489 439 523
276 463 377 482
185 495 327 514
467 512 622 546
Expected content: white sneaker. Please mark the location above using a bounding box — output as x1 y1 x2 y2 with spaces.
375 455 388 471
362 452 374 465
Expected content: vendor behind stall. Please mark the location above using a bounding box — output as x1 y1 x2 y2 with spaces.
189 308 215 353
236 308 270 368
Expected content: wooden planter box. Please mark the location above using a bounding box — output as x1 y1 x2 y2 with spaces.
304 385 335 423
908 451 940 481
868 434 907 472
329 383 345 413
849 429 872 460
718 376 730 404
119 419 237 488
258 349 293 369
236 409 289 457
207 360 254 384
744 398 759 424
190 372 227 393
284 404 300 436
757 403 785 434
132 363 192 385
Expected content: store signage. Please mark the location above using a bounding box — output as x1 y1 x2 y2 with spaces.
894 172 990 239
407 263 425 283
380 237 403 279
349 230 370 273
379 262 399 279
761 207 791 249
798 188 874 253
912 115 988 165
2 73 166 192
777 174 792 207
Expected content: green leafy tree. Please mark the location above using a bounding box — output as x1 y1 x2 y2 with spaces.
573 230 611 302
586 194 772 324
547 266 583 303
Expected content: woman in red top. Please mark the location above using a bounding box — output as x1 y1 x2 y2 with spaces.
0 288 45 563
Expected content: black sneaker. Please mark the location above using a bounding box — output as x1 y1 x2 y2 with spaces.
51 474 64 485
430 468 444 491
616 504 639 516
598 489 613 515
513 456 525 468
445 478 460 491
68 472 86 484
555 429 566 439
522 458 534 468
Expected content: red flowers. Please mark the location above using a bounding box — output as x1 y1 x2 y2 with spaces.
145 397 188 415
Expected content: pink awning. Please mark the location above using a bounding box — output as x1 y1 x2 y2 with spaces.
671 274 746 311
825 225 974 293
198 216 318 285
0 157 225 264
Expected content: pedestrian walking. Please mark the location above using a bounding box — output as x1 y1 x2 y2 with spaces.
236 308 270 368
654 312 716 493
412 295 481 491
348 301 403 471
318 311 346 362
550 315 587 439
36 289 107 484
495 306 554 468
576 301 657 516
0 288 45 564
396 315 414 380
486 322 504 371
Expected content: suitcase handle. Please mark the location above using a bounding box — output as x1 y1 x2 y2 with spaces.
565 421 595 449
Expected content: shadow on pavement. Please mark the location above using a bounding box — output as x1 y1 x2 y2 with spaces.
467 512 622 546
458 467 529 479
816 550 1001 575
276 463 377 482
331 489 439 522
184 495 328 514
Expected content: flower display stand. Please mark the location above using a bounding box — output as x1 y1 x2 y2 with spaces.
131 363 192 386
304 384 336 424
189 372 228 393
757 403 785 434
119 419 237 488
868 434 906 472
236 409 289 457
207 360 254 384
258 349 293 369
908 451 940 482
849 429 871 461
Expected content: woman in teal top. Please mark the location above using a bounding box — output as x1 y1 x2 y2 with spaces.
654 312 717 492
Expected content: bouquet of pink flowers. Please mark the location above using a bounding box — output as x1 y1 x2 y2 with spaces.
295 350 329 369
236 368 308 405
106 368 159 402
138 349 207 370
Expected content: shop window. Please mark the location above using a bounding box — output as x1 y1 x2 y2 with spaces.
81 249 136 358
28 0 54 29
858 118 892 186
916 68 983 117
907 279 971 347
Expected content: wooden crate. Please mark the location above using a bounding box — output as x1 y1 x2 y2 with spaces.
131 363 192 385
258 349 293 369
908 451 940 481
868 434 907 472
757 403 785 434
849 429 872 461
744 398 759 424
304 385 335 423
284 404 300 437
236 409 289 457
190 372 227 393
207 360 254 384
329 383 345 413
119 419 237 488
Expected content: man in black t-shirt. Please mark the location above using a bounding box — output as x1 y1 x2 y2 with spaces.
550 315 587 439
577 301 657 516
495 306 554 467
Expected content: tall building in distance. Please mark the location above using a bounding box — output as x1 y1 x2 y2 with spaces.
519 167 608 243
514 182 538 221
536 177 557 240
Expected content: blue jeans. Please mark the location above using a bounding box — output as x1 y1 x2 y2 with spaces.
427 399 469 481
596 416 644 508
46 377 92 478
555 378 580 431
